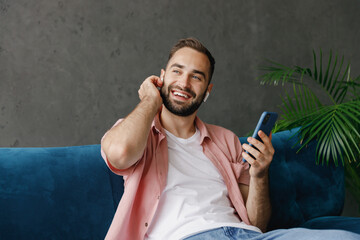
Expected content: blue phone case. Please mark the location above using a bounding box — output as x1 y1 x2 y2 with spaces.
242 111 278 162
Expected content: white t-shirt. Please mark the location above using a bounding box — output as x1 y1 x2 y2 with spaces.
145 128 261 240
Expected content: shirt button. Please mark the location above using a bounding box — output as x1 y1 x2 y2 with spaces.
145 222 148 227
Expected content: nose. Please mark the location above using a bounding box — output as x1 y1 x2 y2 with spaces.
177 73 191 89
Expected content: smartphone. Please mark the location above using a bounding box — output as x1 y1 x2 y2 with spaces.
242 111 278 162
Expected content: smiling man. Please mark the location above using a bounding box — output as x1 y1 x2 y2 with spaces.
100 38 359 240
159 48 212 118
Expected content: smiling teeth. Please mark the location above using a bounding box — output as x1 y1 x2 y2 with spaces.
174 92 189 98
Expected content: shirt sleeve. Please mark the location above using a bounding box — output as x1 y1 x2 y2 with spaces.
100 118 139 177
101 146 138 176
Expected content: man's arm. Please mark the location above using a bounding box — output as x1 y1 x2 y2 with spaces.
101 76 163 170
240 131 274 232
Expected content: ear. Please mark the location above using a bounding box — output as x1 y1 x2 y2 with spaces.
207 83 213 94
160 69 165 82
203 84 214 102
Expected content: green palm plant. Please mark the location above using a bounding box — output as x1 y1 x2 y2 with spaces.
259 50 360 210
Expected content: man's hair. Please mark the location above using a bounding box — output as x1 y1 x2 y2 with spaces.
168 38 216 82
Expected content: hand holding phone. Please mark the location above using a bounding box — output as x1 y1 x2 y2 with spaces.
242 111 278 162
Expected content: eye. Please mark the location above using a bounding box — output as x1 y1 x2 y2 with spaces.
173 69 180 74
192 75 201 81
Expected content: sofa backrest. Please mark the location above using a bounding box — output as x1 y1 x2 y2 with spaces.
0 128 344 238
0 145 123 239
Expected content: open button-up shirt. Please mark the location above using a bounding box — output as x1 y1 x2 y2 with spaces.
101 114 251 240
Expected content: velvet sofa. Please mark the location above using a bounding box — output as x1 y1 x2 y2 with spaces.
0 128 359 239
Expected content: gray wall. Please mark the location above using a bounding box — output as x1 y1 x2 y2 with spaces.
1 0 359 147
1 0 359 214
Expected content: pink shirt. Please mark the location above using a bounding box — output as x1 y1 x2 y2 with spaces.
101 114 251 240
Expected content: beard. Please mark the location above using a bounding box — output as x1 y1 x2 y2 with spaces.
160 84 207 117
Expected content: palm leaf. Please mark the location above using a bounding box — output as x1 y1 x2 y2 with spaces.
260 50 360 166
261 50 359 104
287 101 360 166
259 60 307 86
348 75 360 100
310 50 352 104
274 84 322 132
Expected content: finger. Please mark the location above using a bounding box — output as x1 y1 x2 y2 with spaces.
257 131 272 147
242 151 256 165
247 136 265 153
258 130 275 154
242 144 261 160
147 75 163 88
138 77 159 100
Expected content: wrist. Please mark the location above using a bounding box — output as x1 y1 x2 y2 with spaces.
250 171 269 182
141 96 162 112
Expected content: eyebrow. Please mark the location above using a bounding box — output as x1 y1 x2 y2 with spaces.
170 63 207 79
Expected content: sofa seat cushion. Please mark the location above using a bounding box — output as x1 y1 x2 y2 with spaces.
301 216 360 234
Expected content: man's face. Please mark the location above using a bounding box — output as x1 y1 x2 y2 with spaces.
160 47 212 117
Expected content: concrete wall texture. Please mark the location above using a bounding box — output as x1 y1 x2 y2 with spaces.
0 0 359 214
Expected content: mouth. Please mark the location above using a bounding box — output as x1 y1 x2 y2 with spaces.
171 89 193 101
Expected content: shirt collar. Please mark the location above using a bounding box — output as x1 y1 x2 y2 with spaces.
152 112 212 144
152 112 165 136
195 116 212 144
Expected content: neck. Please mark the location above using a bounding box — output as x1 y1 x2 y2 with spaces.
160 106 197 139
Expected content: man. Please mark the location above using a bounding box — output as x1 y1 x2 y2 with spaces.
101 38 359 240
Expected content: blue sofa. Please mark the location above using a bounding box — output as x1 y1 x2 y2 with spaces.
0 128 359 239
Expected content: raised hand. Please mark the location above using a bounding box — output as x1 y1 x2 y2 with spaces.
241 131 274 179
138 75 164 110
